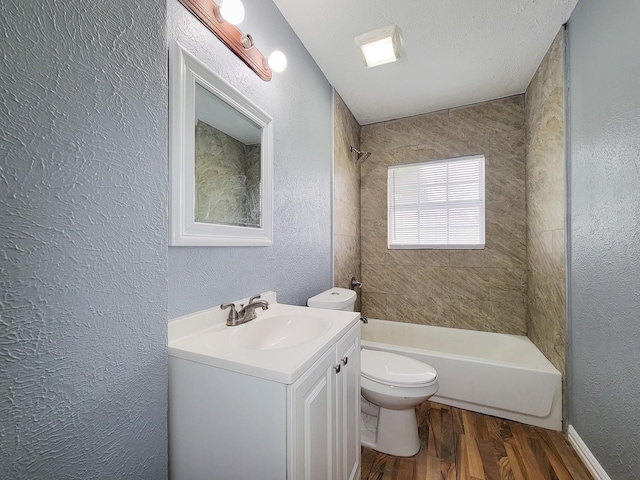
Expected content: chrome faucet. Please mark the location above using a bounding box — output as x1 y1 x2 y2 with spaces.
221 295 269 326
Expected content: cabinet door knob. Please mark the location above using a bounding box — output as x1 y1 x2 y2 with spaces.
333 364 341 373
342 356 348 366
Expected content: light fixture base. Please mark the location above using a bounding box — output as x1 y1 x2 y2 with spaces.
178 0 273 81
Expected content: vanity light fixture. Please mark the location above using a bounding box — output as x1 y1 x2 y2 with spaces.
354 25 402 68
178 0 287 81
216 0 244 25
267 51 287 73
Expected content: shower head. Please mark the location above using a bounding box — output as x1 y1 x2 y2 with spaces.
350 146 372 164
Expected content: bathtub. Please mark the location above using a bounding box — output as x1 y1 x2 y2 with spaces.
361 319 562 431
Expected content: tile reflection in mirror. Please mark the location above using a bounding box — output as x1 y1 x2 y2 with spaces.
194 81 261 227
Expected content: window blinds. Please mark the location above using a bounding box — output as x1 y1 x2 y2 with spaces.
387 155 485 249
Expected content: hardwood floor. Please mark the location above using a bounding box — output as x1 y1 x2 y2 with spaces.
361 402 593 480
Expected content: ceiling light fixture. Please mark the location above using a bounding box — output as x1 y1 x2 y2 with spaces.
354 25 402 68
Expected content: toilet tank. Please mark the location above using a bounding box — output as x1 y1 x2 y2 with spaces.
307 287 357 311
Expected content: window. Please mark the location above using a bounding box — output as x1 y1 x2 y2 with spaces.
387 155 485 249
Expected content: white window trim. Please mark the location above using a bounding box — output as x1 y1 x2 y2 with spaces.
387 155 486 250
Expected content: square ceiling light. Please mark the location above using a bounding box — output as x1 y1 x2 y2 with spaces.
354 25 402 68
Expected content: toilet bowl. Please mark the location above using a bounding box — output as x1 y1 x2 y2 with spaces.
360 348 438 457
307 287 439 457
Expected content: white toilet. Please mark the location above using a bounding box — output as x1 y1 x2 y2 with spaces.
307 287 439 457
360 349 438 456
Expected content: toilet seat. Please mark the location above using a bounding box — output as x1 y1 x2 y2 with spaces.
361 349 437 387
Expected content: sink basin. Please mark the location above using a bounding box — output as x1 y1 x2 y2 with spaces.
169 292 361 384
229 314 332 350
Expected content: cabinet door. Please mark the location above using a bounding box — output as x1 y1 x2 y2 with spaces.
289 347 338 480
337 324 361 480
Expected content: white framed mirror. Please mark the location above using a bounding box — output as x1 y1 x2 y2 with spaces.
169 40 273 246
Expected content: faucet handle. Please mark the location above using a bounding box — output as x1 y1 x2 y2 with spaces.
221 303 239 323
248 294 261 304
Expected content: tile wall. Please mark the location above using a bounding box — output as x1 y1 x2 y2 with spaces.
359 96 528 334
525 29 566 374
333 92 361 306
194 120 261 226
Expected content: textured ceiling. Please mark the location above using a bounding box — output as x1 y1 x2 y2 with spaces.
272 0 579 125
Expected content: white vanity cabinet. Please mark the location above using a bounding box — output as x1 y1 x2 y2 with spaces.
168 297 360 480
289 322 360 480
338 324 361 480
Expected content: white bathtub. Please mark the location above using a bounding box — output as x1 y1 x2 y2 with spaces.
361 319 562 431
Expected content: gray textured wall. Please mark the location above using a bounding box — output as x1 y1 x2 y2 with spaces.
168 0 333 318
567 0 640 477
0 1 168 479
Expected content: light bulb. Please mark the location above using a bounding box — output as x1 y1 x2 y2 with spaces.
219 0 244 25
268 51 287 73
360 37 396 67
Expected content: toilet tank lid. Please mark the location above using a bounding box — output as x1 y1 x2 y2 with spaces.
361 348 438 386
307 287 356 310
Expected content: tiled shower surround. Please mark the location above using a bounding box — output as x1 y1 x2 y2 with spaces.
333 93 361 305
359 96 528 334
525 30 567 374
332 30 566 369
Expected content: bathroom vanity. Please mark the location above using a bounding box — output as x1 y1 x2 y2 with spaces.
168 292 361 480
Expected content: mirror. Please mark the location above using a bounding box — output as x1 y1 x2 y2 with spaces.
169 40 273 246
194 83 262 228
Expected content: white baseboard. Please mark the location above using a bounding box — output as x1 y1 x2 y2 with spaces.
567 425 612 480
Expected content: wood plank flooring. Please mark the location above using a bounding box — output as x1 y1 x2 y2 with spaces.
361 402 593 480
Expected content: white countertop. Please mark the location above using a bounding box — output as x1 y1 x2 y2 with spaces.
168 292 360 384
